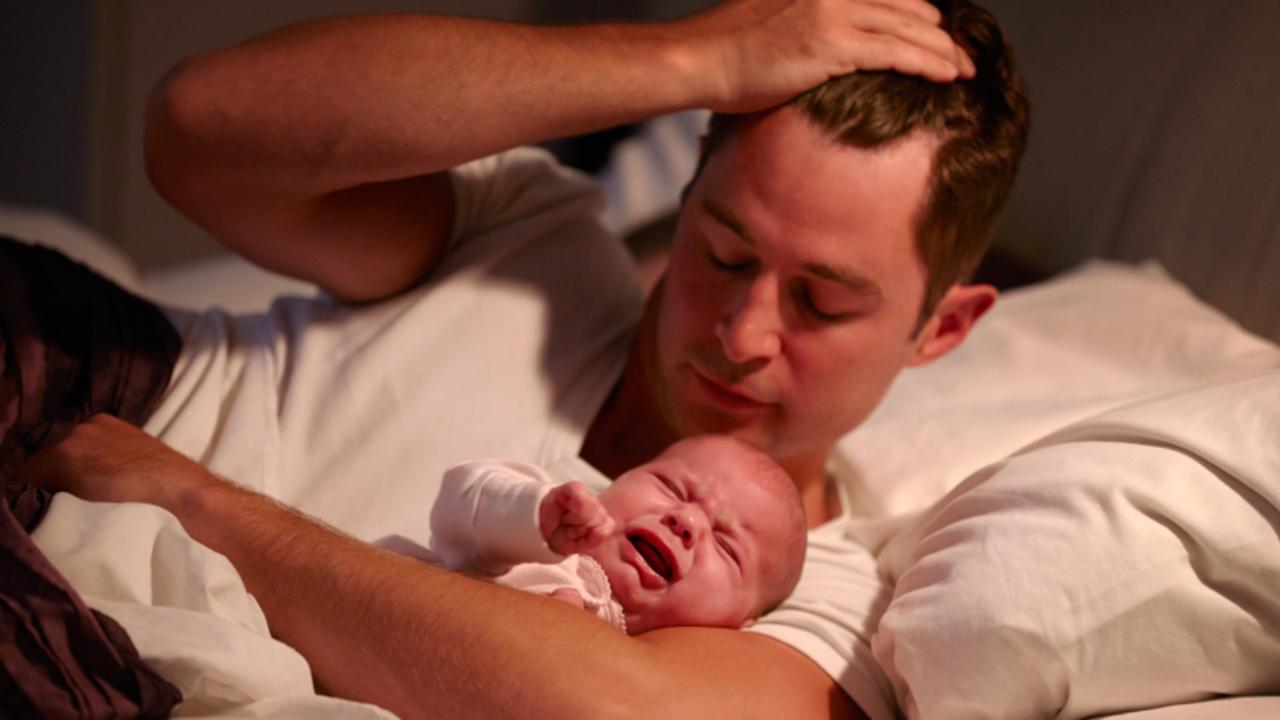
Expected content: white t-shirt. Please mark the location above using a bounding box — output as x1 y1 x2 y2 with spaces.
143 147 898 720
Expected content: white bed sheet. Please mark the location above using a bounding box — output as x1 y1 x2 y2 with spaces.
1105 696 1280 719
32 494 395 720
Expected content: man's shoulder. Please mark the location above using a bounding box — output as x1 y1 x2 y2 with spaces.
447 146 608 246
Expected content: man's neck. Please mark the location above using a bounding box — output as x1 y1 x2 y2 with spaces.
581 291 678 477
579 358 676 479
779 453 843 528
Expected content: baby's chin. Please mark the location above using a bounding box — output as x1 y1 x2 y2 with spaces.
624 605 749 635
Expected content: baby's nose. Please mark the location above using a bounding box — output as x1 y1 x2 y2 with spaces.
662 509 701 547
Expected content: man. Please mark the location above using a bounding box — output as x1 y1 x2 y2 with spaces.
22 1 1028 718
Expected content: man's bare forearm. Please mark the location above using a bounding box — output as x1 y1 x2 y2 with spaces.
147 15 709 200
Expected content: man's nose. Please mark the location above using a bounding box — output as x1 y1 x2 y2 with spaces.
662 507 706 548
715 276 782 364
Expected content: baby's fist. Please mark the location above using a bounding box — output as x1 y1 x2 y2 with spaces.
539 482 616 556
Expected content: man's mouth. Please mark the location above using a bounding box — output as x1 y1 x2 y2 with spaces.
692 368 770 409
628 533 674 581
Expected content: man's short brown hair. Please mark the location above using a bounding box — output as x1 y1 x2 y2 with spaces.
700 0 1030 326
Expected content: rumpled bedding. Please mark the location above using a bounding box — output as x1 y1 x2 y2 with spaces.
30 494 396 719
874 369 1280 719
1 236 182 717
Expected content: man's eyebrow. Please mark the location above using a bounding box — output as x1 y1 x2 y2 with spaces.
702 200 755 245
802 263 884 299
703 198 882 299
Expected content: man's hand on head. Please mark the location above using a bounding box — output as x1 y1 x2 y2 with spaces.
539 481 616 556
17 413 216 512
678 0 975 115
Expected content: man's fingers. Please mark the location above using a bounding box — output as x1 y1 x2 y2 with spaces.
846 30 962 82
864 0 976 77
15 413 108 491
844 2 967 80
871 0 943 25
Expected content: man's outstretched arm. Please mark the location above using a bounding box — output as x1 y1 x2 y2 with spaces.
21 415 868 720
145 0 971 302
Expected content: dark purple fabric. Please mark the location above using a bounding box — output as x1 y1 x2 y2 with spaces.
1 235 183 718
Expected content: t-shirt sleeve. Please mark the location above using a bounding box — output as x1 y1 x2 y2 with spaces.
446 147 607 251
429 460 563 576
745 521 899 720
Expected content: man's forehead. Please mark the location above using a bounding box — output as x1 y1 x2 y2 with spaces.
690 109 935 285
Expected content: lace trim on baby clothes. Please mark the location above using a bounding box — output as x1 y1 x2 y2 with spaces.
576 555 627 634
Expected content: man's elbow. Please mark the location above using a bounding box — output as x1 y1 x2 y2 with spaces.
143 56 227 218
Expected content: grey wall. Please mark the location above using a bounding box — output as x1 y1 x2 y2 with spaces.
0 1 94 222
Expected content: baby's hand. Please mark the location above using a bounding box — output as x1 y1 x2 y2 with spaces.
538 482 616 556
547 587 586 609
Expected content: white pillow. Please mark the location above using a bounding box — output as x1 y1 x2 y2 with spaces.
0 204 142 291
0 203 314 314
834 260 1280 522
871 369 1280 719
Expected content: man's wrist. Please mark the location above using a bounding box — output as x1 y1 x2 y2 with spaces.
575 19 722 116
647 22 726 112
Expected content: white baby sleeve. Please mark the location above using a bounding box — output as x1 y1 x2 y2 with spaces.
429 460 563 576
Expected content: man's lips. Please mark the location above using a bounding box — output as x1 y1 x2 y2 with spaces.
691 368 771 410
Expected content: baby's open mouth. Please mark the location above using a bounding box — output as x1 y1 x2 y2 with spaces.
628 533 673 581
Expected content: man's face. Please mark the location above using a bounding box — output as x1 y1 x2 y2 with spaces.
585 436 799 634
648 107 938 467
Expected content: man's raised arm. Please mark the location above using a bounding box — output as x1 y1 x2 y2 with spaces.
144 0 969 302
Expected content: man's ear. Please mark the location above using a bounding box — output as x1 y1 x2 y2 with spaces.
907 283 997 367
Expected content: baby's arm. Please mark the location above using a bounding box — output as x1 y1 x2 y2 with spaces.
538 481 616 556
430 460 563 575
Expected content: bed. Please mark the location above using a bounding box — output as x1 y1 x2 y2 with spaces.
3 0 1279 717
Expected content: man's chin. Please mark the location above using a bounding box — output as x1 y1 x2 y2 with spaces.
668 402 774 448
